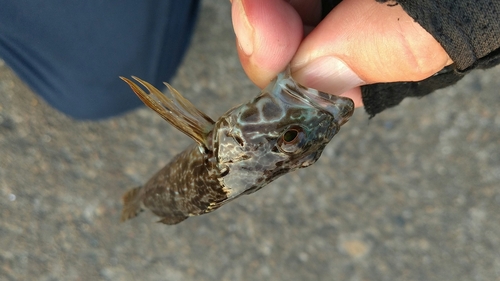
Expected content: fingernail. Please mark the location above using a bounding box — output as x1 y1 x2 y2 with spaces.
294 57 365 95
232 0 254 56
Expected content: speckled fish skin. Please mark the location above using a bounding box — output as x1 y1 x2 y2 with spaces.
119 68 354 225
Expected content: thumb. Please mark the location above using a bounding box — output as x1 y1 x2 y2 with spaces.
291 0 453 96
231 0 303 88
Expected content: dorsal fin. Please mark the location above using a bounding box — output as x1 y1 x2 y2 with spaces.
120 76 215 148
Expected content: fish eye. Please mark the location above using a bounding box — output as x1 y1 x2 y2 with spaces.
277 126 305 153
283 129 299 143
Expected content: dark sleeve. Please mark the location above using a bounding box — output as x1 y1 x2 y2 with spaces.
362 0 500 117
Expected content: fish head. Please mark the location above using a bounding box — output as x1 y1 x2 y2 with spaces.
213 69 354 200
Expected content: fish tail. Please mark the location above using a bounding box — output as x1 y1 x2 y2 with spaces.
120 186 144 222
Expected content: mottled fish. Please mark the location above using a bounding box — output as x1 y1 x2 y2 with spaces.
119 68 354 225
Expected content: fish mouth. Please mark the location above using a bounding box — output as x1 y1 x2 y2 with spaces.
275 67 355 126
312 91 355 126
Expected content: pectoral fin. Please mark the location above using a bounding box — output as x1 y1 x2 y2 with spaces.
120 76 215 148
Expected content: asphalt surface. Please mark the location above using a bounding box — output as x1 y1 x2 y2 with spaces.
1 1 500 280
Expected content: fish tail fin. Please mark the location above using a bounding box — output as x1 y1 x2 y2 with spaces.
120 186 144 222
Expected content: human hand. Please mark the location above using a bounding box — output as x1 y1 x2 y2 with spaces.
231 0 454 107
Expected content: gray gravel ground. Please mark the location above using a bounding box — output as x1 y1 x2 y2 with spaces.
1 1 500 281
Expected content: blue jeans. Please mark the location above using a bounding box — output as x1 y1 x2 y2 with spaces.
0 1 200 120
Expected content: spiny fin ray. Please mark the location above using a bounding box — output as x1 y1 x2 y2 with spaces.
120 76 215 148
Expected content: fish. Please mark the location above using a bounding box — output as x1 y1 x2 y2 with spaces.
119 67 354 225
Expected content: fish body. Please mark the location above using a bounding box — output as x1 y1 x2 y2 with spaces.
120 68 354 224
